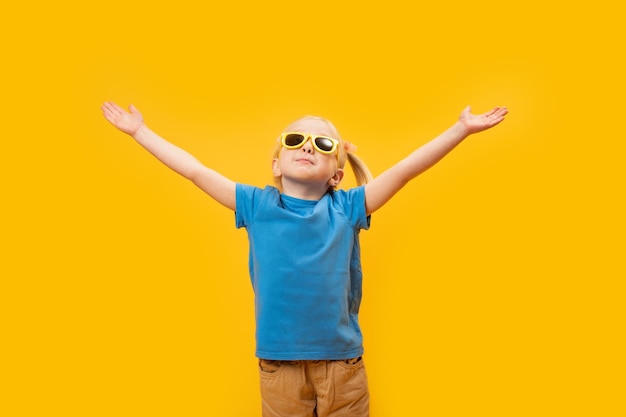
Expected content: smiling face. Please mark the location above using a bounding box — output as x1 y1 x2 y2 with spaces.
272 116 345 198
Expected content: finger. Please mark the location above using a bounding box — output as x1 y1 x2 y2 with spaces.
101 103 114 120
101 110 116 124
488 115 506 126
105 101 125 113
101 101 125 124
483 107 499 118
102 101 122 117
101 101 113 113
491 106 508 117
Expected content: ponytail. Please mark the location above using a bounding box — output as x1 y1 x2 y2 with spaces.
345 151 373 186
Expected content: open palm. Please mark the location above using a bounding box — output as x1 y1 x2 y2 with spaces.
101 101 144 136
459 106 508 134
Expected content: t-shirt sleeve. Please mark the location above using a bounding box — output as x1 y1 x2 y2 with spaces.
336 186 371 230
235 183 259 229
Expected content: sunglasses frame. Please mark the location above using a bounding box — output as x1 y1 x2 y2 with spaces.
280 132 340 155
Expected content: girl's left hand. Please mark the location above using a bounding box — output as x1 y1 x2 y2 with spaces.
459 105 508 134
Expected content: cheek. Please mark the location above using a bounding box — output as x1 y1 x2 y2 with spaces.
321 155 339 170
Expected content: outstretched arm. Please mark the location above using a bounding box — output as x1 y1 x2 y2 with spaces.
364 106 508 215
101 101 236 210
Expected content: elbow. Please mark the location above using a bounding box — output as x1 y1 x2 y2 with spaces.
186 165 206 185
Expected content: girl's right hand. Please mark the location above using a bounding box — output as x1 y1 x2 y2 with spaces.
101 101 144 136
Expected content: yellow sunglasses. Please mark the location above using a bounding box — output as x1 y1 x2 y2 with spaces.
280 132 340 155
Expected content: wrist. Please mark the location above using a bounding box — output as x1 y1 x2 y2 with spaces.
132 123 150 139
451 120 471 138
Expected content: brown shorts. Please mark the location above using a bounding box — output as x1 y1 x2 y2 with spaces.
259 357 369 417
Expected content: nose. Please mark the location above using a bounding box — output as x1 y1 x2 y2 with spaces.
301 137 314 153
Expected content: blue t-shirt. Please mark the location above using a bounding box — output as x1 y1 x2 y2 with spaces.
235 184 370 360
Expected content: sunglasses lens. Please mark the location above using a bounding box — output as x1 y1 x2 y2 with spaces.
314 137 335 152
284 133 306 147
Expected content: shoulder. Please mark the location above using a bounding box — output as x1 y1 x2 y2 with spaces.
237 184 280 202
235 184 281 228
328 186 370 229
329 186 366 206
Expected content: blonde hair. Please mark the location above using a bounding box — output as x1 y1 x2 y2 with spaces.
272 115 373 190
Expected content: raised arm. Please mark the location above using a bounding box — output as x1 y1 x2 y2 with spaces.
364 106 508 215
101 101 236 210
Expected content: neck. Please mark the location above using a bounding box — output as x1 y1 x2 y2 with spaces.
280 179 330 200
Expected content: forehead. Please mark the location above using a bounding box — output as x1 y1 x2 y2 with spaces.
286 118 335 137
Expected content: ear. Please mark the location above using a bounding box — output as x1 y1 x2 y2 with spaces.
328 169 345 187
272 158 281 178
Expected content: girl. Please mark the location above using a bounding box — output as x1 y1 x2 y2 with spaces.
101 101 508 417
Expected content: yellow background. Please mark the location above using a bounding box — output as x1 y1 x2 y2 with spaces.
2 1 624 416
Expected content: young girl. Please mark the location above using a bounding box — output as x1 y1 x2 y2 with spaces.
101 101 508 417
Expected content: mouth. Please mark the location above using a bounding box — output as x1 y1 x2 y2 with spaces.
296 158 314 164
